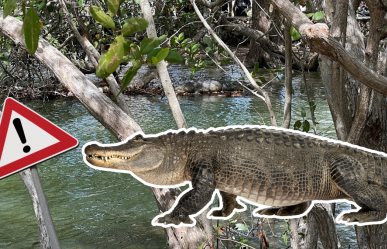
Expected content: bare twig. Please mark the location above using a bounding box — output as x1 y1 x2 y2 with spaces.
191 0 277 126
140 0 187 129
57 34 75 50
283 21 292 129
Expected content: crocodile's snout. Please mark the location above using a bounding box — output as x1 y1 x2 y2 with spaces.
84 144 116 165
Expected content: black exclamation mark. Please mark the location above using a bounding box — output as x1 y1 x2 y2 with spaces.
13 118 31 153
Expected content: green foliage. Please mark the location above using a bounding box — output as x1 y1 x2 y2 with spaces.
165 49 184 64
294 107 311 132
235 223 249 231
281 229 289 246
105 0 120 16
90 5 115 30
96 35 130 78
120 59 142 94
4 0 17 17
122 17 148 36
151 47 169 64
251 63 260 77
140 35 167 54
307 11 325 22
290 26 301 41
77 0 84 7
170 33 206 74
23 7 42 54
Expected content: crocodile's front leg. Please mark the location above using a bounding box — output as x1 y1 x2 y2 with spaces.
155 162 215 226
329 154 387 224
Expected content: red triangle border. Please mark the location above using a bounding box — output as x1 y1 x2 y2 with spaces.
0 98 78 179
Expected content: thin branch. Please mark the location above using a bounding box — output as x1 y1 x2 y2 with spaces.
58 0 133 116
283 21 292 129
57 34 75 50
191 0 277 126
140 0 187 129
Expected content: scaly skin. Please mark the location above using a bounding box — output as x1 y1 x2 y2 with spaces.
83 125 387 226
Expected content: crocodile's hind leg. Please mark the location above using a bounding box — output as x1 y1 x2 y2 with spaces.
155 163 215 226
255 202 311 217
210 191 245 218
329 154 387 223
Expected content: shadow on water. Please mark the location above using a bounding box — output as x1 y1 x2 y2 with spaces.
0 72 357 248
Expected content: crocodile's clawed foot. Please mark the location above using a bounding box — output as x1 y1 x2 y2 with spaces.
210 203 245 218
155 213 195 226
340 211 387 224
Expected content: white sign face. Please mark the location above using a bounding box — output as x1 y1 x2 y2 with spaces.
0 111 59 167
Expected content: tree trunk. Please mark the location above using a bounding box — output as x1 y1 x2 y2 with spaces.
353 1 387 247
320 0 387 247
246 0 272 67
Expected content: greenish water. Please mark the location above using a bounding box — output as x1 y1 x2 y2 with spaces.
0 73 357 248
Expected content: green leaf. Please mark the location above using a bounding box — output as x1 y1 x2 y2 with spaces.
151 47 169 64
105 0 120 16
23 7 41 54
306 13 314 18
312 11 325 21
251 63 260 77
177 33 184 42
290 26 301 41
77 0 84 7
302 120 310 132
96 35 129 78
165 49 184 64
119 59 142 94
4 0 17 17
190 43 200 54
139 35 167 54
90 5 115 30
181 38 192 47
235 223 249 231
282 232 289 246
122 17 148 36
129 43 141 60
294 120 302 130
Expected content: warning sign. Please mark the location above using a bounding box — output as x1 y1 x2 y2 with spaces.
0 98 78 179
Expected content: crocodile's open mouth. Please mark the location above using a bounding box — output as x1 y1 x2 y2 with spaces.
83 142 165 173
84 143 143 168
87 154 133 162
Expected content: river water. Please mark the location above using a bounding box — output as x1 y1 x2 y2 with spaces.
0 73 357 248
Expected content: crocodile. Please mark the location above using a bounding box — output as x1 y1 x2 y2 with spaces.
83 125 387 227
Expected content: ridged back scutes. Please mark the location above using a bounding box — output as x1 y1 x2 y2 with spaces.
135 126 387 160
